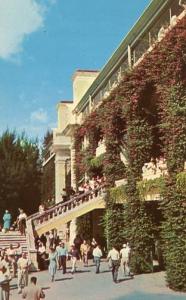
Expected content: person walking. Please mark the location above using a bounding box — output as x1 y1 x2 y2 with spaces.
17 253 30 294
22 276 45 300
107 246 120 283
80 240 90 266
3 210 12 233
69 245 79 274
120 243 131 277
56 242 68 274
48 248 58 282
73 235 82 259
0 264 11 300
93 244 102 274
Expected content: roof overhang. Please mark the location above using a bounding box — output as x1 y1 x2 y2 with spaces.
74 0 172 113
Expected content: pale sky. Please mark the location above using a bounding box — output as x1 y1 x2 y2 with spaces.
0 0 151 142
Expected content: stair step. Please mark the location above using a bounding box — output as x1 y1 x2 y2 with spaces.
0 231 29 253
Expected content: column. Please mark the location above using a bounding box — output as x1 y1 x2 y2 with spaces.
70 138 76 190
128 45 132 69
55 150 67 203
69 219 77 245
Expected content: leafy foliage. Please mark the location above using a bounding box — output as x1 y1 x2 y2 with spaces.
76 213 92 241
0 130 42 220
41 131 55 206
74 17 186 289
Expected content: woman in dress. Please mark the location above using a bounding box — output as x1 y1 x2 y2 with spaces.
3 210 12 233
48 247 58 282
37 242 47 271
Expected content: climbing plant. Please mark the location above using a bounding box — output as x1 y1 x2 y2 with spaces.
74 17 186 289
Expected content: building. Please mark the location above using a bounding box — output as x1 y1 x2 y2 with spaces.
42 0 185 240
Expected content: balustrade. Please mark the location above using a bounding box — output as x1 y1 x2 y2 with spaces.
28 185 105 229
142 157 168 180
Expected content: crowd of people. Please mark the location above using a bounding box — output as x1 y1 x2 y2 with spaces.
35 232 131 284
0 242 31 298
0 229 132 299
60 175 106 203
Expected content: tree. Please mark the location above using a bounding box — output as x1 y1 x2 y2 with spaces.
41 130 55 207
0 130 42 220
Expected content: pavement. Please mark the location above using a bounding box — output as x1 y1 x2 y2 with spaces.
10 261 185 300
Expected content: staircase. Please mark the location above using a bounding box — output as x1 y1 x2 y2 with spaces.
0 231 28 253
24 185 106 270
27 185 106 236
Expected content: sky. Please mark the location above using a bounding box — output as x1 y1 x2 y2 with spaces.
0 0 151 143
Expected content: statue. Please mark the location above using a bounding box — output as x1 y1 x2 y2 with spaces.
142 158 157 180
158 26 166 41
103 90 110 99
156 157 168 176
117 71 122 83
110 81 118 91
170 15 178 28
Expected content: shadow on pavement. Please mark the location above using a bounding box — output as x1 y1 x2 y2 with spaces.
101 270 111 273
42 286 51 290
118 276 134 283
75 270 91 273
55 277 73 282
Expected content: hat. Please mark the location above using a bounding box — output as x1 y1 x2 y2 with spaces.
123 244 127 248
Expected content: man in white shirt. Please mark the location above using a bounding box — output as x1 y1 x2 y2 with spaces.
6 244 16 277
93 245 102 274
120 243 131 276
0 264 11 300
107 246 120 283
17 253 30 294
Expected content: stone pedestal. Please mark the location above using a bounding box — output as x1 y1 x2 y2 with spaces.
26 220 38 271
29 250 39 271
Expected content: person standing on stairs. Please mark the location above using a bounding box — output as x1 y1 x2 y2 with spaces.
3 210 12 233
17 209 27 236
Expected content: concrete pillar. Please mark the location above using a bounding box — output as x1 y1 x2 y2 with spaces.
69 219 77 245
55 151 67 203
128 45 132 69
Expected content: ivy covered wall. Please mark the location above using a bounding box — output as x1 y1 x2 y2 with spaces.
74 17 186 290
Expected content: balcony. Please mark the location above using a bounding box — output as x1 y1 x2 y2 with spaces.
75 1 185 116
53 129 71 152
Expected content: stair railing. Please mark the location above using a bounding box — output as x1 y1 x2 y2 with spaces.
26 184 106 270
28 184 106 228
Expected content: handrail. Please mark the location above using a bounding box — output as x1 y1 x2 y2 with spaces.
28 184 106 228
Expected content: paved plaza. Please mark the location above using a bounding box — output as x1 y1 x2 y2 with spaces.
10 261 185 300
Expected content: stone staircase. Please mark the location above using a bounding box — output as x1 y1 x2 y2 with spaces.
28 185 106 236
22 185 106 270
0 231 28 253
